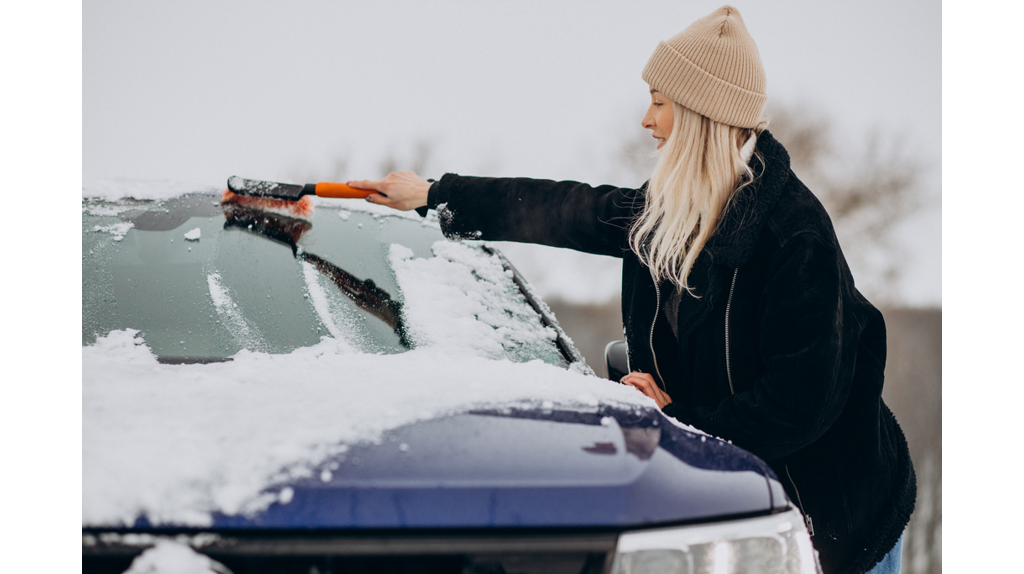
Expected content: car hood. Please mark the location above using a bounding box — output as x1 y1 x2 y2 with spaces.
169 406 788 530
82 190 788 532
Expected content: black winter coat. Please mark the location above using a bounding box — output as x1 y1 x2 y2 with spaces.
423 130 916 574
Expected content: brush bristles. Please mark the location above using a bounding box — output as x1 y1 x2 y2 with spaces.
220 189 315 219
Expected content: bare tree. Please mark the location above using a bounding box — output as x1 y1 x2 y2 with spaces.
288 139 436 186
287 154 350 185
326 156 350 183
378 139 435 179
764 103 923 302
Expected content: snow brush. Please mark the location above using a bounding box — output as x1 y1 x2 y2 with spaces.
222 175 376 219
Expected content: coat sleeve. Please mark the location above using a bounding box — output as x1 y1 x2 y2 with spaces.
428 173 642 258
662 231 853 462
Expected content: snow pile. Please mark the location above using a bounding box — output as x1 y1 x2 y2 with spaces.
83 178 221 201
83 202 137 217
390 241 558 360
183 228 201 241
93 222 134 241
83 330 653 527
121 539 231 574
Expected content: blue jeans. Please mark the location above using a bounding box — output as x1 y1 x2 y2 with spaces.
865 533 904 574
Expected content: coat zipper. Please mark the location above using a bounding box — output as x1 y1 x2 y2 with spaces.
785 464 815 537
648 267 666 391
724 268 739 395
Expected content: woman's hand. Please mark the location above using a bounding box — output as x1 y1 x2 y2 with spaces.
621 371 673 409
347 171 431 211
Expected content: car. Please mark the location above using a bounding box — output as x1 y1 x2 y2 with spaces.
82 183 821 574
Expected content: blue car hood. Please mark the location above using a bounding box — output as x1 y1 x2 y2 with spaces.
181 406 789 530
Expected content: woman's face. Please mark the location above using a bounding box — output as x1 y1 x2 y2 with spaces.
642 89 675 150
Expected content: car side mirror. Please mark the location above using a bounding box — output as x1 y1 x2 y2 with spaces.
605 340 628 382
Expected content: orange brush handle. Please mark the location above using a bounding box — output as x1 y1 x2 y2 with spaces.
315 182 375 198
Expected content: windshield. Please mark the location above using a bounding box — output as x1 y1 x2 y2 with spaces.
82 192 565 367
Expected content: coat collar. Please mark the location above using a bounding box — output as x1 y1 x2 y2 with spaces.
704 129 791 268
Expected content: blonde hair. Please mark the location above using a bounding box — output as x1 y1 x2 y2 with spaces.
629 102 759 293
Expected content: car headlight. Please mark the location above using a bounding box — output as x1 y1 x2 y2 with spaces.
611 507 820 574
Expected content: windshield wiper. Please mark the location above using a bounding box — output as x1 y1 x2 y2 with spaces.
221 203 411 348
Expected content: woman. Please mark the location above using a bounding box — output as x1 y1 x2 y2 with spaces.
349 6 915 574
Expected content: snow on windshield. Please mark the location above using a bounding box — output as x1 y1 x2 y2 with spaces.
83 329 654 527
300 260 361 353
205 272 271 353
92 222 134 241
390 240 560 362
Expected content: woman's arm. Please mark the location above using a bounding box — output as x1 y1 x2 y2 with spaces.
429 173 641 257
353 171 643 258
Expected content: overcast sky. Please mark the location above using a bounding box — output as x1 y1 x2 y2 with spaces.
83 0 940 304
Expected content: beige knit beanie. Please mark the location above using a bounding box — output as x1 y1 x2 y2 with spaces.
641 5 767 129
